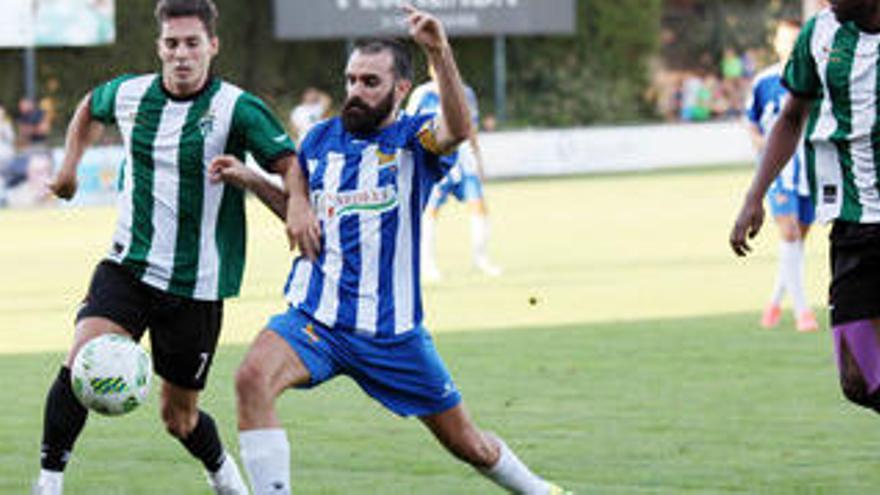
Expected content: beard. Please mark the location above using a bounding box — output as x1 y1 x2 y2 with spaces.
341 89 395 135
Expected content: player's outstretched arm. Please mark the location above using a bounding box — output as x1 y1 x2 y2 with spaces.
404 4 471 152
209 154 289 221
730 94 813 256
47 93 104 200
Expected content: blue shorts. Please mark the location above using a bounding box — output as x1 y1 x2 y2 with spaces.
266 307 461 417
767 188 815 225
430 174 484 209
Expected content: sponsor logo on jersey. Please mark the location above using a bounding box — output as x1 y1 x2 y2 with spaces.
313 185 398 219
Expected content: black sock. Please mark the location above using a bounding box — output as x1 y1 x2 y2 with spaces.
41 366 88 472
179 410 225 472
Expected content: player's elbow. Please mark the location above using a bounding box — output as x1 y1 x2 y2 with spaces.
446 120 472 147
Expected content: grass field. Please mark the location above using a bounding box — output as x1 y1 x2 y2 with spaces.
2 166 878 494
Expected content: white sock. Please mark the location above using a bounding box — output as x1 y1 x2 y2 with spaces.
239 429 291 495
780 240 808 314
769 270 785 306
479 435 549 495
471 214 491 264
36 469 64 495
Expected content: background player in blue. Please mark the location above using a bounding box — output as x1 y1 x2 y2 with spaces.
744 18 818 332
407 66 502 281
222 5 568 495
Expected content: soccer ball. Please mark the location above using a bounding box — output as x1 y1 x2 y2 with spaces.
70 334 152 416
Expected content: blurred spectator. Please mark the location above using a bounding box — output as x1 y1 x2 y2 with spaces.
289 87 332 143
0 106 14 166
15 97 50 148
741 48 758 79
721 48 747 117
481 113 497 132
5 152 55 208
680 71 711 122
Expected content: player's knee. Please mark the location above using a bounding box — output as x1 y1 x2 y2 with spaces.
840 376 880 412
235 360 269 402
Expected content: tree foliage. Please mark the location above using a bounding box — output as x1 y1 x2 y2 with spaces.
0 0 667 136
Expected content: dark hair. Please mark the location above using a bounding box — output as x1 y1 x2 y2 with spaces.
353 38 413 81
155 0 219 37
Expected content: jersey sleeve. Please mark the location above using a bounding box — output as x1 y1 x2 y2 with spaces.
782 16 822 99
90 74 137 124
405 113 454 182
231 92 297 171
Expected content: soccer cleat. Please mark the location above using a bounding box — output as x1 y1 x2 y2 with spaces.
207 452 250 495
548 482 574 495
760 304 782 329
796 310 819 333
32 471 63 495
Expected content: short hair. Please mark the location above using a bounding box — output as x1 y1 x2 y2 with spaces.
155 0 219 37
353 38 414 82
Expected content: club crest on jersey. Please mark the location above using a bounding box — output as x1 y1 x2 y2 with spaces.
313 186 398 220
198 111 216 137
376 149 399 173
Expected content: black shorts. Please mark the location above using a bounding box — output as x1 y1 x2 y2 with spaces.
829 221 880 326
76 260 223 390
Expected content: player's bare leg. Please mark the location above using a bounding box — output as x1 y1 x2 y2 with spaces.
35 317 130 494
420 403 565 494
469 198 502 277
236 329 311 495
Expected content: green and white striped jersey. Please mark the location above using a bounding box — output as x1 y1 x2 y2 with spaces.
90 74 295 301
785 8 880 223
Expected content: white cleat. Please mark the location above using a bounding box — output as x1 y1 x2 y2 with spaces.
207 452 250 495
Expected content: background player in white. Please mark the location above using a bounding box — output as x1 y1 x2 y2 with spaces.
34 1 297 493
744 18 819 332
216 5 568 494
407 66 502 281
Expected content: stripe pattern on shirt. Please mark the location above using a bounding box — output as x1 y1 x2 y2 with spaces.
799 10 880 222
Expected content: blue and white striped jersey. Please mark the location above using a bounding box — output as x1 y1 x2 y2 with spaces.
406 82 479 180
746 63 810 196
284 113 451 338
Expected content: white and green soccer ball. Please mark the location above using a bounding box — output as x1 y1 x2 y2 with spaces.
71 334 152 416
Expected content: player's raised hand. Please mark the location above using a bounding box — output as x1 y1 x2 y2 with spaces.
47 165 78 200
730 195 765 257
209 155 253 188
402 3 448 51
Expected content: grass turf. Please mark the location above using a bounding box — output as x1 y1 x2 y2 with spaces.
2 167 876 494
